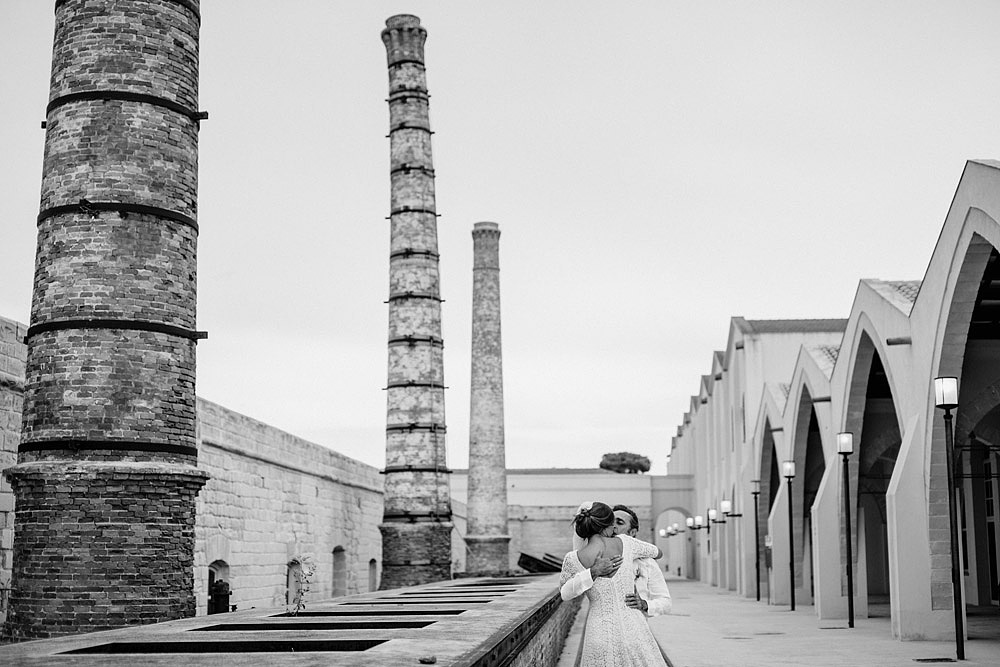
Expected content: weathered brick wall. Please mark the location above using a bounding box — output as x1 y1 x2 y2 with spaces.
6 462 206 639
194 399 383 613
0 317 26 625
508 596 582 667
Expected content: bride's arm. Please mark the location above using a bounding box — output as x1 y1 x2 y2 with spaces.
560 554 589 601
624 534 663 560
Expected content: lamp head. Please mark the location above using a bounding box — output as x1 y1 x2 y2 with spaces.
686 516 694 528
751 479 760 494
695 515 704 527
837 432 854 455
658 528 667 537
721 499 732 515
783 460 796 479
934 376 958 410
708 508 717 521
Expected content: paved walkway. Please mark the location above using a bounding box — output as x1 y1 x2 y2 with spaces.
560 577 1000 666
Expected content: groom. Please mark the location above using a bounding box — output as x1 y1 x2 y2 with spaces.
612 505 672 616
559 504 672 617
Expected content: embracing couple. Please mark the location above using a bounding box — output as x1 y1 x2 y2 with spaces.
560 501 671 666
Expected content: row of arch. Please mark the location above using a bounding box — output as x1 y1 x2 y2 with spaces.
672 160 1000 640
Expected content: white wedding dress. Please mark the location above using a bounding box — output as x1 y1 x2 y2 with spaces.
560 534 668 667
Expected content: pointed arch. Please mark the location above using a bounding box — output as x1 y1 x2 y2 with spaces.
929 203 1000 611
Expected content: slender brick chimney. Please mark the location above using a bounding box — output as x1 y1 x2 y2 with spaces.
379 14 452 589
3 0 209 640
465 222 510 575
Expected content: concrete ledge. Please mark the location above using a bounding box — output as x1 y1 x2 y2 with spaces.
0 574 579 666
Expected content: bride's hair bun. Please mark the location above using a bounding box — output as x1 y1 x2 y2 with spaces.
573 501 614 539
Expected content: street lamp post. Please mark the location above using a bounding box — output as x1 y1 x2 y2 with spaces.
751 479 761 601
837 432 855 629
934 376 964 661
764 533 773 605
704 510 713 554
783 460 796 611
688 515 705 581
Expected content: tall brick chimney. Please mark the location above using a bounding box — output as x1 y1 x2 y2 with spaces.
465 222 511 575
3 0 209 640
379 15 452 589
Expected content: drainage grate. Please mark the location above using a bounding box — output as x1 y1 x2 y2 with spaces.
62 639 387 654
341 599 490 605
192 620 434 631
270 609 464 617
912 660 957 664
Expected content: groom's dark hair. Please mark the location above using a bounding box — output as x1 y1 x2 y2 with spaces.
612 505 639 532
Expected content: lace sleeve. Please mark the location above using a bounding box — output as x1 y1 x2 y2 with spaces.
560 552 594 601
560 552 581 586
624 534 659 560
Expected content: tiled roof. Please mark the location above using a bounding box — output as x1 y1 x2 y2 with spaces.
865 279 921 315
739 318 849 334
806 344 840 379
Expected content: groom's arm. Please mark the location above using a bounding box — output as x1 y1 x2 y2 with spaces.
640 559 672 617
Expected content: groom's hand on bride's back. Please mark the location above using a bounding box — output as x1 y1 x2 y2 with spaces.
591 554 623 578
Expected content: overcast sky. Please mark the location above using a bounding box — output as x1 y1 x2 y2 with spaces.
2 1 999 474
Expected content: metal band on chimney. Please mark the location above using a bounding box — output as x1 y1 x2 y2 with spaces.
25 319 207 342
37 201 199 232
47 91 207 122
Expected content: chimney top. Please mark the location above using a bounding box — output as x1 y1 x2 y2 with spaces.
386 14 421 29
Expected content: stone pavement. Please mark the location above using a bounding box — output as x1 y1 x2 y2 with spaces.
560 576 1000 666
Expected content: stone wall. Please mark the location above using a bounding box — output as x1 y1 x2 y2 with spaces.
508 595 582 667
0 317 384 620
194 398 383 614
0 317 26 625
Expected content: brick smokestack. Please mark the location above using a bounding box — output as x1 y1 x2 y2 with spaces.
379 14 452 588
3 0 209 640
465 222 510 575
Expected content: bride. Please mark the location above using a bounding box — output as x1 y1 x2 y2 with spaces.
560 501 668 667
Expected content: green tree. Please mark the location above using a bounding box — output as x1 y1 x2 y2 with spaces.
599 451 651 474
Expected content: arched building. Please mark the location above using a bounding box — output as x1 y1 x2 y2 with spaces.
671 159 1000 641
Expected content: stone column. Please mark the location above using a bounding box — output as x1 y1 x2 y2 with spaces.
466 222 511 575
2 0 209 640
379 14 452 589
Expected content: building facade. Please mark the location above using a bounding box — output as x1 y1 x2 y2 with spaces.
673 160 1000 641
